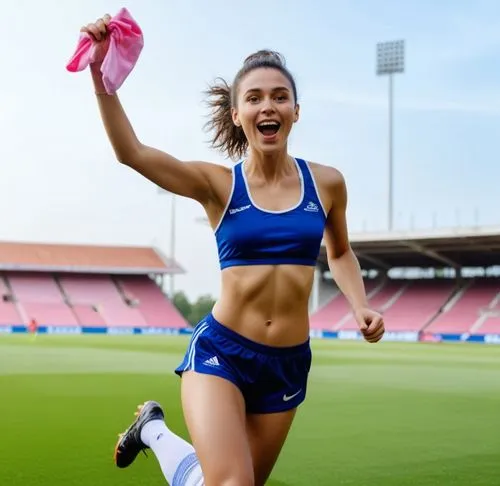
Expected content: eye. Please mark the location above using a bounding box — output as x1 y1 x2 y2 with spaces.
275 94 288 102
247 95 260 103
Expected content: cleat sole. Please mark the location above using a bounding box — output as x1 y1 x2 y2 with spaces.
112 400 164 469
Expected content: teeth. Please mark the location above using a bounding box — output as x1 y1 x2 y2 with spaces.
258 121 279 127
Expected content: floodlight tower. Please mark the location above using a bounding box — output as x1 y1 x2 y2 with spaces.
157 187 176 298
376 39 405 231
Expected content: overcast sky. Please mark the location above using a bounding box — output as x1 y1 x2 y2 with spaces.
1 0 499 300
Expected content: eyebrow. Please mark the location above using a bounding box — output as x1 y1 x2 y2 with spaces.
244 86 291 96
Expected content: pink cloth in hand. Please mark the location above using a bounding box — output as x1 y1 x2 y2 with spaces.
66 7 144 94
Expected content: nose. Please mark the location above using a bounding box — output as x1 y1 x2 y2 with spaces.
260 97 275 115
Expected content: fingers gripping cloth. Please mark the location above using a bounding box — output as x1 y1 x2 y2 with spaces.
66 7 144 94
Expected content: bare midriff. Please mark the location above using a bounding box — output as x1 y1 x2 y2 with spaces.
211 264 314 347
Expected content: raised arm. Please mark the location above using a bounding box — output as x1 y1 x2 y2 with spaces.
84 15 216 205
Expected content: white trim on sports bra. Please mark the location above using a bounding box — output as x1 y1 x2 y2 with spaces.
302 160 328 218
213 165 236 234
241 157 305 214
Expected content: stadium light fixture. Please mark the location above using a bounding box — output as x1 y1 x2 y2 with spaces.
157 186 176 299
376 39 405 231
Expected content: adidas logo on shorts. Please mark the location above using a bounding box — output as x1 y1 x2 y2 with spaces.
203 356 220 367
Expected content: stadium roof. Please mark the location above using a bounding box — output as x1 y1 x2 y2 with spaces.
318 225 500 270
0 241 184 275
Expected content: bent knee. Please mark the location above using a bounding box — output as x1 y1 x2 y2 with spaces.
204 469 254 486
219 480 254 486
206 477 254 486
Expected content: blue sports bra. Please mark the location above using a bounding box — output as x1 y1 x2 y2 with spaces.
214 157 328 270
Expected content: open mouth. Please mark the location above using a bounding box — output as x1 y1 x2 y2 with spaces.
257 121 281 137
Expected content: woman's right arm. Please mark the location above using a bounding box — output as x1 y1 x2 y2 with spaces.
84 16 216 206
92 65 215 204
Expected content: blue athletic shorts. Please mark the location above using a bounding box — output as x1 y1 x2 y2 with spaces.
174 313 312 414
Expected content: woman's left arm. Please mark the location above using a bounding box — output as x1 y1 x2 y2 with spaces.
321 167 385 344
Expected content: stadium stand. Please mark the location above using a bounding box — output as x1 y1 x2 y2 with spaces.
311 226 500 340
8 272 79 327
116 275 186 328
1 227 498 342
310 278 381 330
58 274 147 328
0 274 21 325
425 278 499 334
0 241 188 330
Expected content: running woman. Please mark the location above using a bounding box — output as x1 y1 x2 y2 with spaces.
78 14 385 486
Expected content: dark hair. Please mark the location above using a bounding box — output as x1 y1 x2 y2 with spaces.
204 50 298 161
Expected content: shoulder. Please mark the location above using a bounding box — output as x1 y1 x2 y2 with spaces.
189 160 234 188
189 160 233 177
306 161 346 196
189 160 234 208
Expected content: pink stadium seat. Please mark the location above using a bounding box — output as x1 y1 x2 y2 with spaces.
5 272 78 326
59 274 123 305
22 302 78 326
59 274 152 327
0 245 187 330
476 316 500 334
58 274 186 328
99 302 147 327
5 268 492 334
0 275 12 297
309 293 352 330
0 302 21 325
315 280 454 332
118 276 188 328
426 279 499 334
336 280 405 330
0 275 19 324
71 304 106 327
7 272 65 303
310 279 383 330
381 280 455 331
348 281 400 329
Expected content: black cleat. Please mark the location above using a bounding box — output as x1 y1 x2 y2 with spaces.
113 400 164 468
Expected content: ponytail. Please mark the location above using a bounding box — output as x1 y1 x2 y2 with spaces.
204 78 248 161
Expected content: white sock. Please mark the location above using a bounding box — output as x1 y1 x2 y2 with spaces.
141 420 204 486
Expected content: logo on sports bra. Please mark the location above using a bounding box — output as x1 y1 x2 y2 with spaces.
304 201 319 212
229 204 251 215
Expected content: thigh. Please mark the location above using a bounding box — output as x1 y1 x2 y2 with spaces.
181 370 254 486
246 409 298 486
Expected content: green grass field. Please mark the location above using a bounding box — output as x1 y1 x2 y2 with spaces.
0 335 498 485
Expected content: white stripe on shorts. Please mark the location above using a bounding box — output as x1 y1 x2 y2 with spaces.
184 322 209 372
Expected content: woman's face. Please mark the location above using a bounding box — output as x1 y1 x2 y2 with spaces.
232 67 300 156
